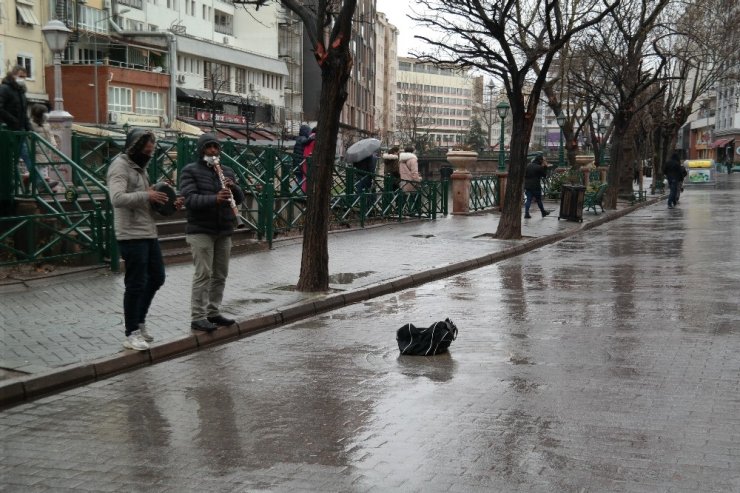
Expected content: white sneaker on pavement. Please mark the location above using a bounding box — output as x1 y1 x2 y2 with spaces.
138 323 154 342
123 330 150 351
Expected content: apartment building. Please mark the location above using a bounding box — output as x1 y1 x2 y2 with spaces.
0 0 49 105
396 57 480 149
302 0 376 140
373 11 398 145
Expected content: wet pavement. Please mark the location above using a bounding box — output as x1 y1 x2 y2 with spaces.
2 177 740 491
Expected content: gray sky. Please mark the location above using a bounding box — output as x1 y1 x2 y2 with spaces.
376 0 424 56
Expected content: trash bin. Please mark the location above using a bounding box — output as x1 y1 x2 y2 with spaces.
558 184 586 222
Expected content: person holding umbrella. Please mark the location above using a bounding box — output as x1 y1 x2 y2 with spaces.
346 138 381 194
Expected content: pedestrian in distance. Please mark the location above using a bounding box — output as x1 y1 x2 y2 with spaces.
382 146 401 191
398 145 421 193
523 155 550 218
180 133 245 333
0 65 37 188
29 104 60 192
301 126 317 194
292 124 312 192
663 152 683 209
108 128 182 351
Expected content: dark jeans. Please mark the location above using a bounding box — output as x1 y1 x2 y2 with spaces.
524 189 545 214
667 178 679 206
118 239 166 336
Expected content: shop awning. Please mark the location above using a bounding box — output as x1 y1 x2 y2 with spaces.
711 138 733 148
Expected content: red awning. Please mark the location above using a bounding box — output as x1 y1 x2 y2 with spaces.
711 138 732 148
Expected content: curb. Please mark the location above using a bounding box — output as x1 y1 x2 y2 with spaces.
0 197 661 410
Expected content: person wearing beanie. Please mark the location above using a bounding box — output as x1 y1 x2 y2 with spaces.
180 133 245 333
107 128 181 351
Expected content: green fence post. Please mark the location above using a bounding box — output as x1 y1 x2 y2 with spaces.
431 184 437 220
0 127 17 215
359 193 366 228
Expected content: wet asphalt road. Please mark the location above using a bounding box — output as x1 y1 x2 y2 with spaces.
2 178 740 492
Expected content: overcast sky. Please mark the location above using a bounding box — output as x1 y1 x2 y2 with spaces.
376 0 425 57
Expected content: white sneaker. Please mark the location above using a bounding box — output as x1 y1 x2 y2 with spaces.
123 330 150 351
138 323 154 342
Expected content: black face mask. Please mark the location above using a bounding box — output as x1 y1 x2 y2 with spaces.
131 152 151 167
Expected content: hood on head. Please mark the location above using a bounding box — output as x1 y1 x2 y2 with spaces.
124 128 155 156
196 133 220 157
298 124 311 138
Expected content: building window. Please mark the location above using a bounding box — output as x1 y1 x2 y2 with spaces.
16 55 32 79
15 0 40 27
108 86 133 113
137 90 165 116
214 10 233 35
235 68 246 93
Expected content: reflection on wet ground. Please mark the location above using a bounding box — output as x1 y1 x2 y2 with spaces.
3 181 740 491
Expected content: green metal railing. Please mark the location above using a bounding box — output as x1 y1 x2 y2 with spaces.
469 176 499 211
3 131 467 268
1 129 115 268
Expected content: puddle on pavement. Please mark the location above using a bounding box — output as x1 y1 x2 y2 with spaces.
410 234 435 238
328 271 375 284
231 298 274 304
473 233 536 239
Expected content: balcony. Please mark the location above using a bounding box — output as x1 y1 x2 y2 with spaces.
214 23 233 35
118 0 144 10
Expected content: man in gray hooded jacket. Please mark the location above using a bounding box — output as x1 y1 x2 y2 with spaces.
108 128 179 351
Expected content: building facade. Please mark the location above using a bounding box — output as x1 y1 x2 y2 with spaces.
395 57 480 150
373 11 397 146
1 0 49 105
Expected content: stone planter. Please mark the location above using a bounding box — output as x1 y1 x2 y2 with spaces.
446 150 478 214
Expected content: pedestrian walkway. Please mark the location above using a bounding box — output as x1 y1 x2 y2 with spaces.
0 194 658 404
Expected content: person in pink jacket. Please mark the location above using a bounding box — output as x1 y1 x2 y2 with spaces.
398 146 421 192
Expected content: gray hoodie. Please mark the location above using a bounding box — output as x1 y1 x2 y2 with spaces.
107 129 159 240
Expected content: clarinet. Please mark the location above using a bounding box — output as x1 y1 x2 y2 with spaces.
208 156 242 226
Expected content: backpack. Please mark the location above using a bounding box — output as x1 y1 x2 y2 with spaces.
396 319 458 356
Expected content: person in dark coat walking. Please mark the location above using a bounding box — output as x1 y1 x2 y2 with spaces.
292 124 313 191
0 65 36 186
662 152 683 209
523 155 550 218
180 133 245 332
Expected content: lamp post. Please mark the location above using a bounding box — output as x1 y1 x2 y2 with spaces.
487 81 495 150
556 111 566 168
93 9 129 125
598 122 607 166
496 100 510 171
42 19 73 156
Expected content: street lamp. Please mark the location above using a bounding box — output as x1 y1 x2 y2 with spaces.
93 9 130 125
487 81 495 150
496 100 510 171
556 111 566 168
42 20 72 113
42 19 73 156
598 121 607 166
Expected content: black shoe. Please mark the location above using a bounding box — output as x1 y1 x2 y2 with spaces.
524 213 532 219
207 315 236 326
191 319 217 332
542 210 550 217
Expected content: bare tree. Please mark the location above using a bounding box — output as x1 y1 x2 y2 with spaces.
409 0 619 239
395 83 434 149
236 0 357 291
204 63 230 132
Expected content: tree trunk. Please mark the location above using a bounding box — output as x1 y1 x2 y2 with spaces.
494 112 531 239
296 48 350 292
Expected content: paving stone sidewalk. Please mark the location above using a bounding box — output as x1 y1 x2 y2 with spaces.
0 197 653 385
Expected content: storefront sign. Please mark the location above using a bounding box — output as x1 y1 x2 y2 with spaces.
114 112 161 127
195 111 246 124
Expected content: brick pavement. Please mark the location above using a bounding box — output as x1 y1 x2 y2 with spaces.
1 181 739 492
1 195 656 399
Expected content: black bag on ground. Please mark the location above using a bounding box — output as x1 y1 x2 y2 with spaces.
396 319 458 356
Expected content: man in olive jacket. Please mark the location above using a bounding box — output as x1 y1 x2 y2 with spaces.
180 133 245 332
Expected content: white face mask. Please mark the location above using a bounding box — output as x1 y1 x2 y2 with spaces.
15 77 26 88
